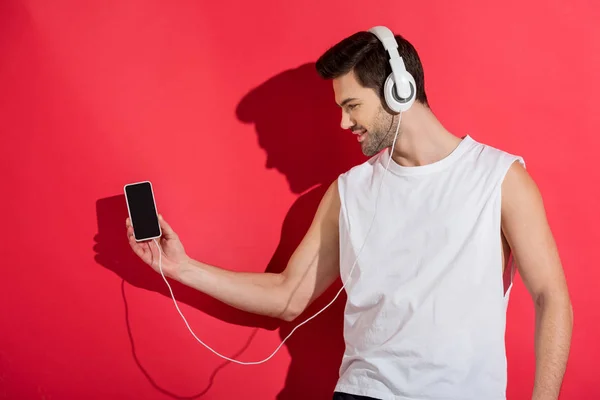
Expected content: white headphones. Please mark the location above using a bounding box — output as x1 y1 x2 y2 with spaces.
368 26 417 113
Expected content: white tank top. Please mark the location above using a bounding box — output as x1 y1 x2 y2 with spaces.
334 135 524 400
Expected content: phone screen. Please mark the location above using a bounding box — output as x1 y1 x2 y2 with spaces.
124 181 161 241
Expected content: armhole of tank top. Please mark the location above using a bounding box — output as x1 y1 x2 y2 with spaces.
498 154 526 300
336 174 351 233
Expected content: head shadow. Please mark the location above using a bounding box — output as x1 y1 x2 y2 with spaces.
236 62 364 194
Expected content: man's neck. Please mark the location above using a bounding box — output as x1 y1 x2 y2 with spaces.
390 104 463 167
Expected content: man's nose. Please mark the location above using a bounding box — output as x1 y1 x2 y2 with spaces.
340 112 353 130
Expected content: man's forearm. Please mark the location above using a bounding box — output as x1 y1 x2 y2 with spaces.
170 258 294 320
532 292 573 400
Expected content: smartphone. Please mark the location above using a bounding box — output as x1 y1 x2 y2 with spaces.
124 181 162 242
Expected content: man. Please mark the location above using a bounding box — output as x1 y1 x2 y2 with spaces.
126 27 573 400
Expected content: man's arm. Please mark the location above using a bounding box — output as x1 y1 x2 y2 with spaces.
501 161 573 400
173 180 341 322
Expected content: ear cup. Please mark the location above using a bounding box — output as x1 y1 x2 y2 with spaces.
384 71 416 113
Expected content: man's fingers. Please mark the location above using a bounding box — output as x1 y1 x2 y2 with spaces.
158 214 176 237
128 232 138 247
126 226 156 266
129 237 144 256
132 244 145 259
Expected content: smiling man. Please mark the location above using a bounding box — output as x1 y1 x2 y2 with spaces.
127 26 573 400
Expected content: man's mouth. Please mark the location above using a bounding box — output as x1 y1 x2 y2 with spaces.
353 129 368 143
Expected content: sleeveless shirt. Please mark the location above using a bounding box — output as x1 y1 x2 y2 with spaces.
334 135 524 400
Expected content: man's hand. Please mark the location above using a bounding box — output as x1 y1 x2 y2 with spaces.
126 214 190 278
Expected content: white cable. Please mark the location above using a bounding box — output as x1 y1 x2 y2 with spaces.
152 112 403 365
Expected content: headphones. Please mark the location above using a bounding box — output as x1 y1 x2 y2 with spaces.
368 26 417 113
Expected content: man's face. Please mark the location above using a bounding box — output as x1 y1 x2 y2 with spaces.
333 70 399 157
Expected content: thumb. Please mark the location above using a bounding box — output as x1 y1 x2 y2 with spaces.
158 214 177 238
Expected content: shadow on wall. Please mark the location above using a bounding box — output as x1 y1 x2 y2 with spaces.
94 62 365 400
236 62 362 195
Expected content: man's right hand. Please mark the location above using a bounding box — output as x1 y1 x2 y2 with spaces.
126 214 190 279
123 180 341 322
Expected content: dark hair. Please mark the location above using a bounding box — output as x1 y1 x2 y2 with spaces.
315 31 428 107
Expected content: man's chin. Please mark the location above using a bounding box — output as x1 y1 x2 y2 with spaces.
360 144 377 157
361 140 389 157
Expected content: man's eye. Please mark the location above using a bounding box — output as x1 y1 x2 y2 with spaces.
348 104 358 111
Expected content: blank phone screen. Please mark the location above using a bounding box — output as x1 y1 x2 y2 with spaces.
125 182 161 241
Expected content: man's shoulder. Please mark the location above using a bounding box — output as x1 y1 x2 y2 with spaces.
465 135 526 170
338 152 384 181
459 136 527 195
335 153 383 204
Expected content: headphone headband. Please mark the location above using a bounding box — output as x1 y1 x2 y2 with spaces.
367 25 416 112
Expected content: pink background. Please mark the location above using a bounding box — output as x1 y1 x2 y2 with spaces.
1 0 598 399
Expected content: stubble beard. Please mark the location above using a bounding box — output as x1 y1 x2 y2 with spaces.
361 108 400 157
